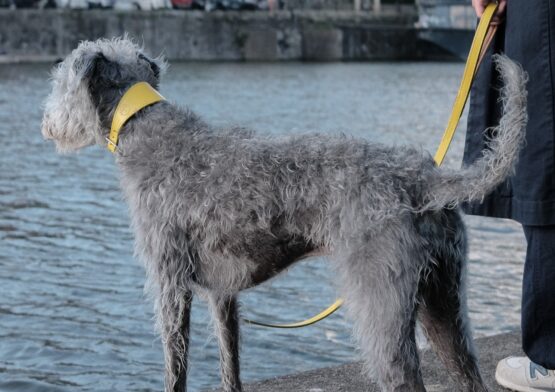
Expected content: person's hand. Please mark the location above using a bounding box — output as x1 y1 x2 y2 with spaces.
472 0 507 23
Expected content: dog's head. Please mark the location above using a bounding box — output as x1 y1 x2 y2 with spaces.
41 37 166 153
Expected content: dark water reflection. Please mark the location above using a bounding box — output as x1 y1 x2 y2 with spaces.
0 62 525 391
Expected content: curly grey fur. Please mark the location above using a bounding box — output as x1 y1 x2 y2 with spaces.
42 37 527 392
421 55 528 211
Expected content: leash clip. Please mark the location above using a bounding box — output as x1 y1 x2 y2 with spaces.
105 137 121 154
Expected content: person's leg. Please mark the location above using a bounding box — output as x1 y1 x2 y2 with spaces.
521 225 555 369
494 225 555 391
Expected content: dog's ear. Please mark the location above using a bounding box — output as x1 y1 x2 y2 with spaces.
82 52 122 84
138 53 160 79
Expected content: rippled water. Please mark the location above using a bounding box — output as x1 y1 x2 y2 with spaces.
0 62 525 391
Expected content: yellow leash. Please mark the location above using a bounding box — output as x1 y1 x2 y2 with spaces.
243 298 345 329
242 2 499 329
434 3 498 166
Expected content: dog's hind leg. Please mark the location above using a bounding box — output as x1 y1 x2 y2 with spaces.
209 294 242 392
417 211 487 392
333 225 427 392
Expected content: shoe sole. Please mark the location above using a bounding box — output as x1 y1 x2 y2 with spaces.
495 367 554 392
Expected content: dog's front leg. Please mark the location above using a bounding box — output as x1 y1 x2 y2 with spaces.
209 294 242 392
158 289 192 392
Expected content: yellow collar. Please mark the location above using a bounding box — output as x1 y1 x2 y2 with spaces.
107 81 165 153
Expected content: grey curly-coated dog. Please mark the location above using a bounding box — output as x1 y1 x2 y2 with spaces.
41 37 528 392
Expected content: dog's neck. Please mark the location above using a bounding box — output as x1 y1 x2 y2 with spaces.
107 82 165 153
113 98 207 166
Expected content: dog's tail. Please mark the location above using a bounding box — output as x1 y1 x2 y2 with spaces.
419 54 528 212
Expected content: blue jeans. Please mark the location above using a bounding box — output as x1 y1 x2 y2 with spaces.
522 225 555 369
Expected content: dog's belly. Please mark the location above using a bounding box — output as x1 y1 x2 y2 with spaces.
229 231 318 287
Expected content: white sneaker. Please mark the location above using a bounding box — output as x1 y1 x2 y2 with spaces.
495 356 555 391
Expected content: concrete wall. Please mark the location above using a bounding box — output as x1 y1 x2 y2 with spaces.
283 0 356 10
282 0 415 11
0 9 430 62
